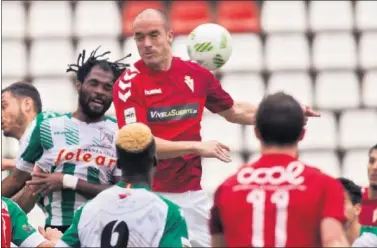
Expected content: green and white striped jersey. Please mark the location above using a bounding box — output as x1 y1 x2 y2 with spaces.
15 111 121 227
55 183 191 248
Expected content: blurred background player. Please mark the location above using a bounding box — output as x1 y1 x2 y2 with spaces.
1 196 60 247
1 48 130 233
1 82 46 215
360 144 377 227
113 8 319 247
338 177 377 246
53 123 191 248
1 82 42 171
209 92 348 247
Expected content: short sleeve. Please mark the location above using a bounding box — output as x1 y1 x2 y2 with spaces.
16 115 44 174
113 68 148 128
321 176 347 223
209 185 224 234
59 204 85 247
159 201 191 247
5 197 46 247
203 69 234 113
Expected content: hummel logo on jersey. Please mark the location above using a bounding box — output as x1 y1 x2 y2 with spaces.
145 88 162 96
184 75 194 92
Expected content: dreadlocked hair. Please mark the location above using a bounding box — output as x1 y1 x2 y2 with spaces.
66 46 131 83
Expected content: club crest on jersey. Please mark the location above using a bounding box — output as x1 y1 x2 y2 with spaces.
22 224 33 233
93 129 114 149
100 130 114 144
184 75 194 92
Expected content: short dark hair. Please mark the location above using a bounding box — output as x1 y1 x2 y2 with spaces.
66 46 131 83
2 82 42 114
338 177 362 205
115 123 157 176
369 144 377 156
256 92 304 146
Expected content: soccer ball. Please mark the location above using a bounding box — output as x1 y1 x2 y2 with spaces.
187 23 232 71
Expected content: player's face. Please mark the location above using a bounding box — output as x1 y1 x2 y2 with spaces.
78 65 114 119
344 192 361 225
368 149 377 187
133 19 173 69
1 92 27 138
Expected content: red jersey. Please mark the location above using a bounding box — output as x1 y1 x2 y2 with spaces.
1 203 12 247
360 187 377 226
113 57 234 193
209 154 346 247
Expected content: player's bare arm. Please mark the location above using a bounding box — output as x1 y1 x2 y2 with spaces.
37 226 63 248
154 137 231 162
11 185 39 214
321 218 350 247
218 101 320 125
211 234 227 247
218 101 258 125
26 172 114 199
1 158 15 171
1 168 31 198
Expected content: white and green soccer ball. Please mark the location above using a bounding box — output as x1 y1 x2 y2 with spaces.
187 23 233 71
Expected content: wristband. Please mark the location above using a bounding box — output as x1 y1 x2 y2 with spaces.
62 174 79 190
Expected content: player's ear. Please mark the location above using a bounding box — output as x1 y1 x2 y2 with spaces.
298 128 306 141
355 203 362 216
21 97 33 113
254 127 261 141
167 30 174 45
75 80 82 91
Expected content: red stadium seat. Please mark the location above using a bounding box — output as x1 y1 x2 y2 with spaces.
170 1 212 35
216 1 260 33
122 1 165 36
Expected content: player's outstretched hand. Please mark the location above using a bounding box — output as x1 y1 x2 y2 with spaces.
196 141 232 163
38 226 63 242
26 172 64 196
302 105 321 125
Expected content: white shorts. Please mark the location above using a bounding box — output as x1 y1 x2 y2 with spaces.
158 190 212 247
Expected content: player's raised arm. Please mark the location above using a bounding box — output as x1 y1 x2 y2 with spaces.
320 176 350 247
201 66 320 125
198 65 256 125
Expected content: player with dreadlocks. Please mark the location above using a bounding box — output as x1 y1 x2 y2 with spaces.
2 47 131 233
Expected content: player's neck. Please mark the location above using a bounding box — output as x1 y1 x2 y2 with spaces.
368 186 377 199
121 175 151 188
148 53 173 71
347 221 361 244
71 110 104 124
260 145 298 157
15 114 36 140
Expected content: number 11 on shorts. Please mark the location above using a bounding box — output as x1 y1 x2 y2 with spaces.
247 190 289 247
